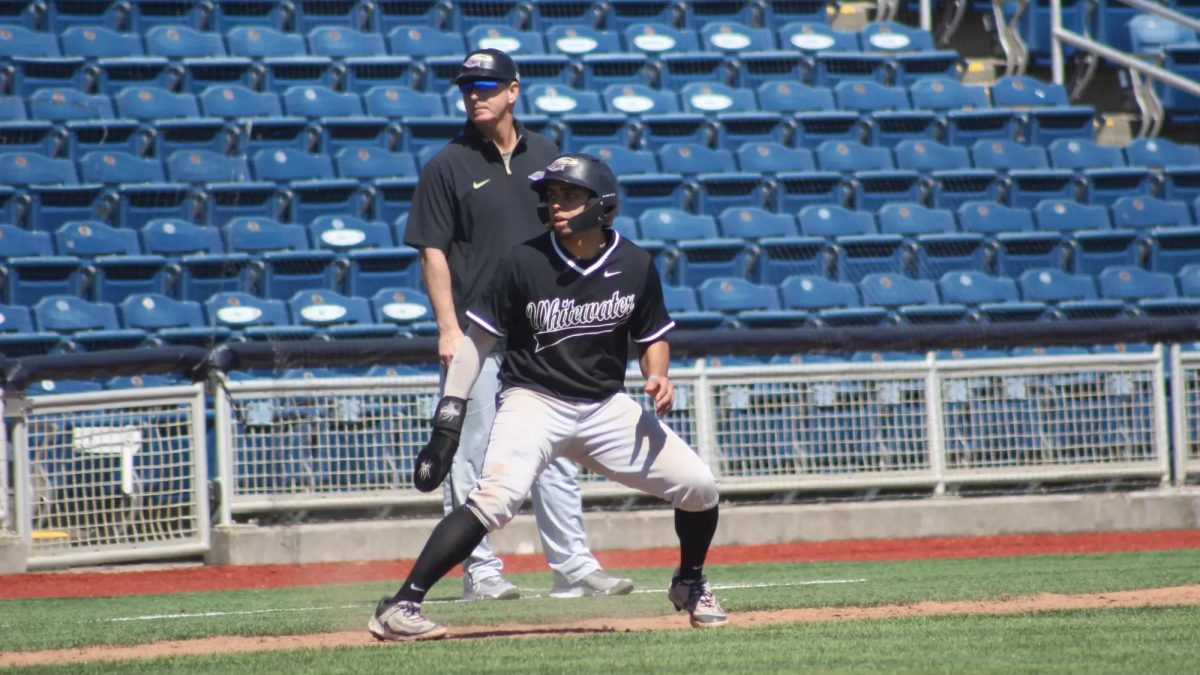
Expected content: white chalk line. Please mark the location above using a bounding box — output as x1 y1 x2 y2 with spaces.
54 578 866 626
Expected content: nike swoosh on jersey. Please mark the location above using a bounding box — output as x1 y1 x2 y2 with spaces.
473 179 491 189
603 269 621 277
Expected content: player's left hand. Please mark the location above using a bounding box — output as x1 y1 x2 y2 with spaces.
644 375 674 417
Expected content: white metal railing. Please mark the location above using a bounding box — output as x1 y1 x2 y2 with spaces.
1170 345 1200 483
7 384 210 570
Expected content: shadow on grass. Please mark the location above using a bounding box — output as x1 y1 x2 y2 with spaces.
452 627 617 640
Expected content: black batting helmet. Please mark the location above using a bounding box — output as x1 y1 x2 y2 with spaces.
530 153 619 232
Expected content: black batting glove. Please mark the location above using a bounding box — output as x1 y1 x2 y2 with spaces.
413 396 467 492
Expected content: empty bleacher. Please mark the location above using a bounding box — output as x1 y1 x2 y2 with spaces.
0 0 1198 358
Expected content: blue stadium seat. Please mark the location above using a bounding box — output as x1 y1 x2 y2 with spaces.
466 24 546 54
834 80 910 113
779 274 889 326
850 169 922 211
879 203 987 278
579 53 653 89
232 116 311 155
832 231 909 282
0 95 25 121
0 302 61 356
450 0 527 31
738 51 807 89
556 113 634 152
697 277 783 328
319 116 392 154
970 139 1048 172
815 140 893 173
308 26 387 58
344 56 422 94
23 184 109 234
736 142 815 174
34 295 148 351
1048 138 1126 173
127 0 209 30
61 120 145 161
581 144 658 174
289 289 398 339
309 215 394 252
0 152 77 185
1109 195 1192 229
719 206 798 239
894 140 969 175
859 272 968 324
386 24 465 58
371 286 434 328
226 26 306 58
661 284 724 329
622 22 698 53
345 245 421 297
140 218 223 258
205 181 286 226
114 87 200 121
938 271 1047 322
281 86 364 119
524 84 603 117
993 228 1067 277
754 235 831 284
770 170 848 213
637 111 714 151
798 204 875 237
205 291 316 341
1148 226 1200 275
892 52 962 87
680 81 759 113
777 20 854 56
334 147 417 180
377 1 451 32
176 249 256 303
865 110 939 148
926 166 1003 207
1162 166 1200 205
529 0 605 29
659 51 737 89
47 3 127 31
225 217 340 300
119 293 229 346
762 0 835 25
657 142 735 175
1006 169 1078 208
909 76 990 111
991 75 1067 107
0 223 53 258
8 57 90 97
399 116 464 155
1034 200 1137 275
1181 263 1200 297
700 22 775 52
167 150 250 183
144 25 226 59
859 21 934 52
262 56 338 91
812 52 889 87
1160 46 1200 123
211 1 291 31
291 0 375 33
944 109 1019 147
638 208 719 241
369 176 419 224
364 85 444 119
1128 13 1197 54
178 56 258 95
75 151 161 185
1018 268 1124 319
224 216 307 253
545 25 622 56
605 0 683 31
1024 106 1098 146
617 173 688 218
3 241 87 306
252 147 335 182
150 118 235 158
92 56 174 96
1033 198 1112 234
199 85 283 119
756 80 835 114
1124 137 1200 169
0 24 59 57
1099 265 1200 317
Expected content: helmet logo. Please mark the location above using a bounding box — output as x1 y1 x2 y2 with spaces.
463 53 495 69
546 156 580 172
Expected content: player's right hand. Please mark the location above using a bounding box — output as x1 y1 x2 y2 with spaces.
438 326 464 369
644 375 674 417
413 396 467 492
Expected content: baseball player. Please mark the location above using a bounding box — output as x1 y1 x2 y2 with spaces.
369 154 726 641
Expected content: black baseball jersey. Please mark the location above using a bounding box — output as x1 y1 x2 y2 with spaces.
403 120 559 331
466 230 674 402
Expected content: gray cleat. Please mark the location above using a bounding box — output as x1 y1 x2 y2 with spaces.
667 574 728 628
462 575 521 601
368 598 448 641
550 569 636 598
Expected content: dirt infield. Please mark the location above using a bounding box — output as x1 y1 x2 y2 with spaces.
4 530 1199 600
4 585 1199 668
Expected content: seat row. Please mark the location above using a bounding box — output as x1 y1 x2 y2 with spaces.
0 286 434 356
666 267 1200 330
3 0 838 34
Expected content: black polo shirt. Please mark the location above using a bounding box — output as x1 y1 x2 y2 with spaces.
403 120 559 331
466 230 675 402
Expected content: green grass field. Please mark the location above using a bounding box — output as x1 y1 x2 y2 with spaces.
2 549 1199 673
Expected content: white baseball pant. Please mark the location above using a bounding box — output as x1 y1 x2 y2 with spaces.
466 387 719 532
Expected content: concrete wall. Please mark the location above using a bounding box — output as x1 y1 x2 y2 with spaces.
205 489 1200 566
0 533 28 574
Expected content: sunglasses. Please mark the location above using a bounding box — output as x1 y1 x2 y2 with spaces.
458 79 503 94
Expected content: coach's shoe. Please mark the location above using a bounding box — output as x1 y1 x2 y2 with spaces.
549 570 636 598
667 573 728 628
368 598 448 641
463 575 521 601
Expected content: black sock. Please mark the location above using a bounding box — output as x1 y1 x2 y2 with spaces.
674 505 719 582
393 506 488 604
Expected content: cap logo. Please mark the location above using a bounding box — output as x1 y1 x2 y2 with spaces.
463 53 495 69
546 156 579 172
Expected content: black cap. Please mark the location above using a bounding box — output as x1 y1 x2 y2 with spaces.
452 48 519 85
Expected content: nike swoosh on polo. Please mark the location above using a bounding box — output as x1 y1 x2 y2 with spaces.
604 270 621 278
473 179 491 189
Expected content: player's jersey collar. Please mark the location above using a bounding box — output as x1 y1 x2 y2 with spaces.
550 229 622 277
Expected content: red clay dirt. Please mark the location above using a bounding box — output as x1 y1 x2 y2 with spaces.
4 584 1200 668
2 529 1199 600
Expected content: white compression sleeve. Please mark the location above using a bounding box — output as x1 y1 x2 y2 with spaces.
443 324 498 399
